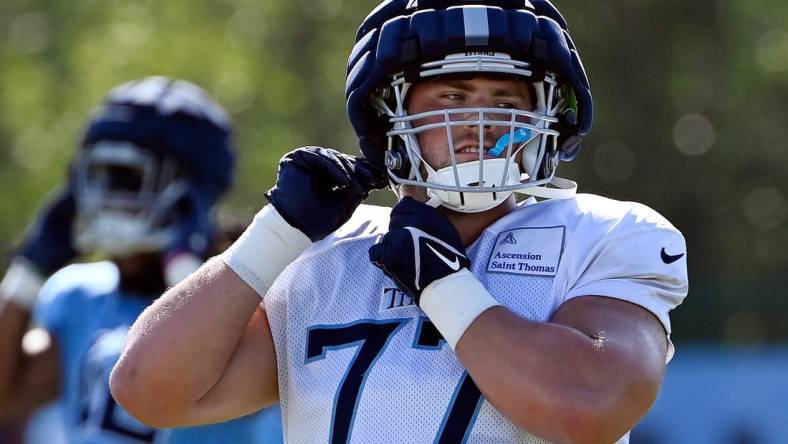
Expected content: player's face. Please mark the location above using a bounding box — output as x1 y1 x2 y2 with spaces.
406 75 535 171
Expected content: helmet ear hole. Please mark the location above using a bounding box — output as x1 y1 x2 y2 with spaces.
542 137 559 179
385 141 412 179
521 136 561 181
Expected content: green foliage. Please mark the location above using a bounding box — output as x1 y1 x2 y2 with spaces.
0 0 785 342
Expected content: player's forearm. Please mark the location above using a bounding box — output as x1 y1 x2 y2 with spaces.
0 260 46 408
0 303 32 407
0 337 60 420
113 203 312 425
455 306 657 444
0 304 61 418
110 258 262 423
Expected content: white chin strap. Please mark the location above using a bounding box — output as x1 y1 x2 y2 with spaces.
75 212 173 258
423 158 577 213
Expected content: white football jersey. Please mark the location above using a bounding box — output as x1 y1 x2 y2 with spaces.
263 194 688 444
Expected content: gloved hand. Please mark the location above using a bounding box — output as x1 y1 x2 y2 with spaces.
369 197 470 304
18 186 79 276
1 186 78 309
161 186 217 286
164 186 217 260
265 146 387 242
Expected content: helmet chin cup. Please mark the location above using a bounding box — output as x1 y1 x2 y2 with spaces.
425 158 522 213
521 138 539 178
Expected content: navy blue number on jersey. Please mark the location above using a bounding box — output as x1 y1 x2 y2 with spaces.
79 329 157 443
78 380 157 443
415 318 484 444
306 319 407 444
102 398 157 443
306 318 483 444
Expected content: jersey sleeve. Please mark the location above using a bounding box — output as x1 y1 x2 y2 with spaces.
32 262 118 339
561 202 688 360
32 273 73 338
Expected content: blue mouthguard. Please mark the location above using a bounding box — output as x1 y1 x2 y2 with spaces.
489 128 533 157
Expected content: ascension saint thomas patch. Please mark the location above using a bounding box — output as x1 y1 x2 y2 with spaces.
486 226 565 277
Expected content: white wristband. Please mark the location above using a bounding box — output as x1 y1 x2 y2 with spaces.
221 205 312 298
0 257 46 311
420 269 502 350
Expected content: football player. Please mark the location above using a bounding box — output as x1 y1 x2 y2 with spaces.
112 2 688 444
0 77 283 444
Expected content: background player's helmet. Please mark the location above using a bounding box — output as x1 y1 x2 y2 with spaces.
72 76 235 257
346 0 592 212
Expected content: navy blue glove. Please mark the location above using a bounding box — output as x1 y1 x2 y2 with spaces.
265 146 387 242
163 185 217 261
18 186 79 275
369 197 470 304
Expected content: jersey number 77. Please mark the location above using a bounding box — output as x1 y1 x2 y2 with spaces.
306 318 483 444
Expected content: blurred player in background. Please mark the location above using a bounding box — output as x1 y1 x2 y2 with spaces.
0 76 283 444
112 2 689 443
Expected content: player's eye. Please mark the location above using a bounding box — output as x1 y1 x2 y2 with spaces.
441 92 465 102
496 101 517 109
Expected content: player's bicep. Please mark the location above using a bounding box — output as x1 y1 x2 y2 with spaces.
552 295 668 384
186 307 278 425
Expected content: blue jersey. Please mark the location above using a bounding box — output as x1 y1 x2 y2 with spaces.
33 261 283 444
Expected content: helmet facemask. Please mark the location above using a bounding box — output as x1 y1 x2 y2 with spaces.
73 141 191 257
372 53 577 213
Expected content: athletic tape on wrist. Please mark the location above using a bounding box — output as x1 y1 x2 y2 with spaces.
0 257 46 311
221 205 311 298
420 269 502 350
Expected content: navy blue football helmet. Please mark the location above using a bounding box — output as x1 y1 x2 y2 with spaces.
346 0 592 212
72 77 235 257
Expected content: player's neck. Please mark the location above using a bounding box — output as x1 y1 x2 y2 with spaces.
439 197 515 247
114 253 166 298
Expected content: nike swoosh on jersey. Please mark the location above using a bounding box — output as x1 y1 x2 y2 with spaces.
426 243 461 271
660 247 684 264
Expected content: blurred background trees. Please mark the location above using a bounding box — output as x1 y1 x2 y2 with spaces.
0 0 785 343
